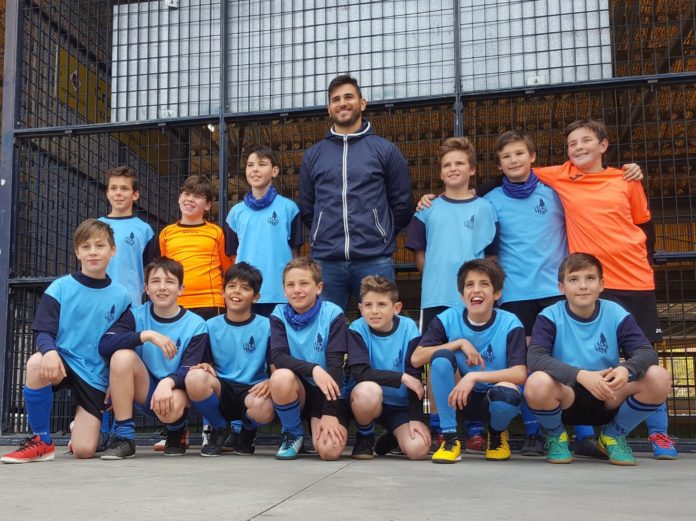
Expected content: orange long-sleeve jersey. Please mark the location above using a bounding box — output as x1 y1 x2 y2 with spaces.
159 221 233 309
535 161 654 291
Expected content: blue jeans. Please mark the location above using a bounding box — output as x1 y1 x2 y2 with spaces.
315 256 395 312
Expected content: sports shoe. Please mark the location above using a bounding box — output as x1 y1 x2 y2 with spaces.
520 434 545 457
100 437 136 460
1 435 55 464
233 427 257 456
200 425 230 457
301 435 317 454
163 428 188 457
153 439 166 451
485 428 511 461
648 432 679 460
374 431 399 456
431 433 461 464
573 436 608 459
544 431 573 464
429 432 445 455
222 429 239 453
95 431 111 453
200 424 212 449
598 433 636 466
276 431 304 460
465 433 485 454
351 433 375 460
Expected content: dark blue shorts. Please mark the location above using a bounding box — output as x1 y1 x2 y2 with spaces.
376 404 410 432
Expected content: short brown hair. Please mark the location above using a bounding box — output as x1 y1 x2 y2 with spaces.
327 74 362 100
359 275 399 303
282 257 322 285
244 144 279 168
563 119 609 142
438 137 476 169
180 175 215 202
106 165 139 192
494 131 536 165
558 252 603 283
74 219 115 249
457 258 505 294
144 256 185 286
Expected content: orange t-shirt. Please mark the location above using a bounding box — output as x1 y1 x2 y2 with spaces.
159 221 233 309
535 161 654 290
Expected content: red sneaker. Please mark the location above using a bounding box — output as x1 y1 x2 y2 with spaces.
465 433 486 453
2 435 55 464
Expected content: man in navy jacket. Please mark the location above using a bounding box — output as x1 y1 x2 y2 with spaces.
299 74 413 311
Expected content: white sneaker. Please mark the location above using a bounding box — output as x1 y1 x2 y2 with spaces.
201 425 212 448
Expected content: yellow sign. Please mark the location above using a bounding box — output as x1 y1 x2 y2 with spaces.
56 47 109 123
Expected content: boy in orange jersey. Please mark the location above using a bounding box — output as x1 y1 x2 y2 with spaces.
158 174 233 449
533 119 677 459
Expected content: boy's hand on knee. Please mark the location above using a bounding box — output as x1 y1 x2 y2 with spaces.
604 366 629 391
448 373 476 409
317 415 346 447
40 351 67 382
142 330 178 360
401 374 424 400
408 421 430 445
577 369 615 401
190 362 216 377
249 379 271 399
151 380 175 416
312 366 340 401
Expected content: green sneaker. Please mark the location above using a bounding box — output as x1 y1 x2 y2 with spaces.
544 431 573 464
598 433 636 466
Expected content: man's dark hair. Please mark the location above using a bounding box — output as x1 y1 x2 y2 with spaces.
327 74 362 100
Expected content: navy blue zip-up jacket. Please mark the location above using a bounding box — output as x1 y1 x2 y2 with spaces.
299 121 413 260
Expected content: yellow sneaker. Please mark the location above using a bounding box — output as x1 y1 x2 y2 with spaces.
485 428 511 461
431 434 461 464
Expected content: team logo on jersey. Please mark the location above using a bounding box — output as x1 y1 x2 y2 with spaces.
243 335 257 353
175 338 181 353
314 333 325 353
124 231 136 246
267 211 279 226
594 333 609 353
569 173 585 181
481 343 495 363
393 350 403 369
463 214 475 230
104 304 115 322
533 198 548 215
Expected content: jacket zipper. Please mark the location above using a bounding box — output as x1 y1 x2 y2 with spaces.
311 211 323 246
342 135 350 260
373 209 387 243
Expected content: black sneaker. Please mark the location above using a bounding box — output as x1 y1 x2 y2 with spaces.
96 431 112 453
574 436 608 459
374 431 399 456
201 425 231 457
351 433 375 460
222 430 239 453
233 428 257 456
163 427 188 457
520 434 546 457
100 437 136 460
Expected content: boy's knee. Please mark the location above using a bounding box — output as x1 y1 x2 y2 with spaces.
184 369 210 398
488 385 522 406
431 350 456 374
350 382 382 410
641 365 672 399
247 397 275 423
523 372 554 401
71 441 96 460
270 368 296 390
318 445 343 461
109 349 138 373
401 437 429 460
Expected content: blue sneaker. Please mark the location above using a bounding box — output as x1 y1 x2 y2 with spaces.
648 433 679 460
275 432 303 460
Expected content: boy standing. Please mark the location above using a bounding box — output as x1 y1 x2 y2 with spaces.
159 174 232 320
225 145 303 316
405 137 497 332
411 259 527 464
185 263 275 457
2 220 131 463
534 119 677 458
348 276 430 460
98 165 157 306
525 253 672 465
269 258 351 460
98 257 208 459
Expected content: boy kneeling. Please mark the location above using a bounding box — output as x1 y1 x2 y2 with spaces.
525 253 672 465
98 257 208 459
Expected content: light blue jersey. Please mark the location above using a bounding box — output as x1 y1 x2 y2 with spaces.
484 181 567 304
535 299 640 371
406 196 497 309
421 307 526 392
98 216 156 305
131 303 208 380
34 273 131 391
206 313 270 385
226 195 302 304
349 315 420 407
